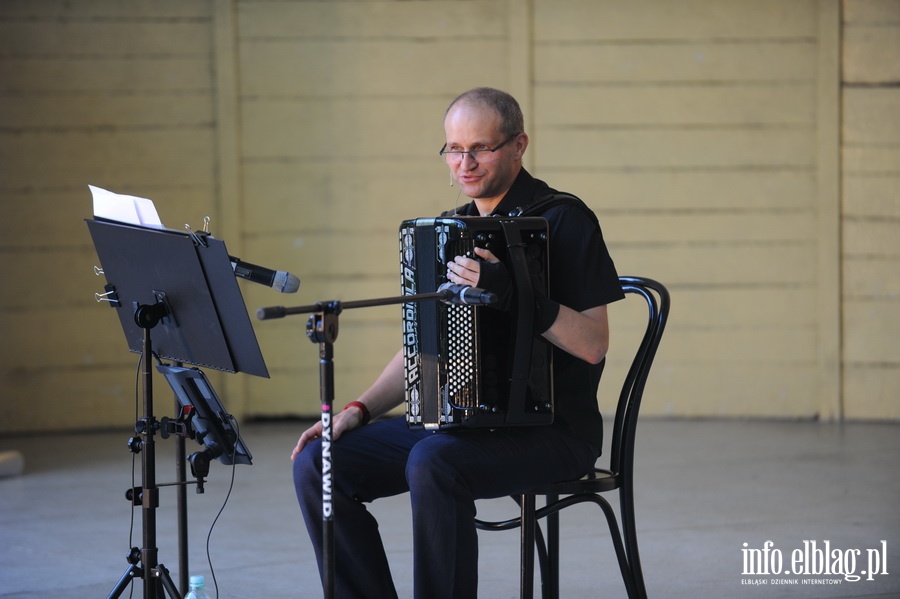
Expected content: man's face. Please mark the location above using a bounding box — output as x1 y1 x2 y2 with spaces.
443 102 525 207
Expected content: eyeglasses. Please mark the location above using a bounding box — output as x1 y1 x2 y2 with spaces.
439 134 518 164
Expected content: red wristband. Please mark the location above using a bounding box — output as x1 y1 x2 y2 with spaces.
343 401 370 425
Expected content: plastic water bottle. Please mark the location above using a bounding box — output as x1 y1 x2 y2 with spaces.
184 575 210 599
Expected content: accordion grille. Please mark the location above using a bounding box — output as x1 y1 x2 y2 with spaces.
446 304 476 409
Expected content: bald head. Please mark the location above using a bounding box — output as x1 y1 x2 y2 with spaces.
445 87 524 139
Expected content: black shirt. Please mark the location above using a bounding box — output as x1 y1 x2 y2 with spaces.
456 168 624 450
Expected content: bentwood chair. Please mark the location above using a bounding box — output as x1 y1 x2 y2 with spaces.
475 276 670 599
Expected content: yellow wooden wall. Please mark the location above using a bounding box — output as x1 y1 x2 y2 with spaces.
0 0 897 433
841 0 900 419
0 1 222 430
532 1 841 420
231 1 513 416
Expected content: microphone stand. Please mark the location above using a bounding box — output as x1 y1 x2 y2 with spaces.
257 290 459 599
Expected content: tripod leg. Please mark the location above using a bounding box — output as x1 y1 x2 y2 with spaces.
107 563 140 599
154 563 182 599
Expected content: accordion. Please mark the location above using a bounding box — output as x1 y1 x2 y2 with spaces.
399 216 554 430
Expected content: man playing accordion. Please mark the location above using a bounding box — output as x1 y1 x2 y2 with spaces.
292 87 624 598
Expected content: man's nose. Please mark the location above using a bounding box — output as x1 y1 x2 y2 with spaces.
460 151 477 166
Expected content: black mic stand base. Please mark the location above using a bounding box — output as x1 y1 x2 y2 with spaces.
108 561 180 599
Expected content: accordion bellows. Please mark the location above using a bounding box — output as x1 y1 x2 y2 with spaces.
399 216 554 430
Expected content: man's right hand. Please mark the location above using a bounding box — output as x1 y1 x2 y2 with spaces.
290 406 366 461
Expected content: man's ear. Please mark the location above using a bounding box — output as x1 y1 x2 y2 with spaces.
513 133 529 159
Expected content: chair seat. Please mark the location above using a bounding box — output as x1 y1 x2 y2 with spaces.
526 468 620 496
474 470 621 531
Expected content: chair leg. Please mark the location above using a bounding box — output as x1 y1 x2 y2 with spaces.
544 494 559 599
532 509 551 599
620 488 648 599
520 493 536 599
587 495 639 599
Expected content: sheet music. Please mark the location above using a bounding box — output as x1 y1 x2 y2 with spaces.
90 185 163 227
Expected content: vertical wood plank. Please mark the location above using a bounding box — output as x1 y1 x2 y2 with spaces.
840 0 900 420
213 0 251 416
508 0 534 169
816 0 842 420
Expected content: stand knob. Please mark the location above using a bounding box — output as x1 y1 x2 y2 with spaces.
125 486 143 506
127 436 143 454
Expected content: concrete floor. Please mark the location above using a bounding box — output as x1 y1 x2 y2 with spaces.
1 418 899 598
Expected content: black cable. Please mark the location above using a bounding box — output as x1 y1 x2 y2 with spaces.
203 415 240 599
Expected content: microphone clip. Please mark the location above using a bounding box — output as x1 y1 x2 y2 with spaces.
437 283 497 306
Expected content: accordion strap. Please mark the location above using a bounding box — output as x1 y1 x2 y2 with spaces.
499 219 535 424
514 191 600 227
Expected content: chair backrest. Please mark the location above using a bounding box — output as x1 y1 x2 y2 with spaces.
607 277 670 479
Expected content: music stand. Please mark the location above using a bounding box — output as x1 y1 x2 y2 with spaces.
87 219 268 377
86 218 268 599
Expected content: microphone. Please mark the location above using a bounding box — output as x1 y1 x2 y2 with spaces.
256 305 286 320
229 256 300 293
438 283 497 306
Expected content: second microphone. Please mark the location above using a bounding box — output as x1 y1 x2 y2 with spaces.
230 257 300 293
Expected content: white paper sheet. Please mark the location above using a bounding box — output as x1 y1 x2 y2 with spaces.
90 185 163 226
